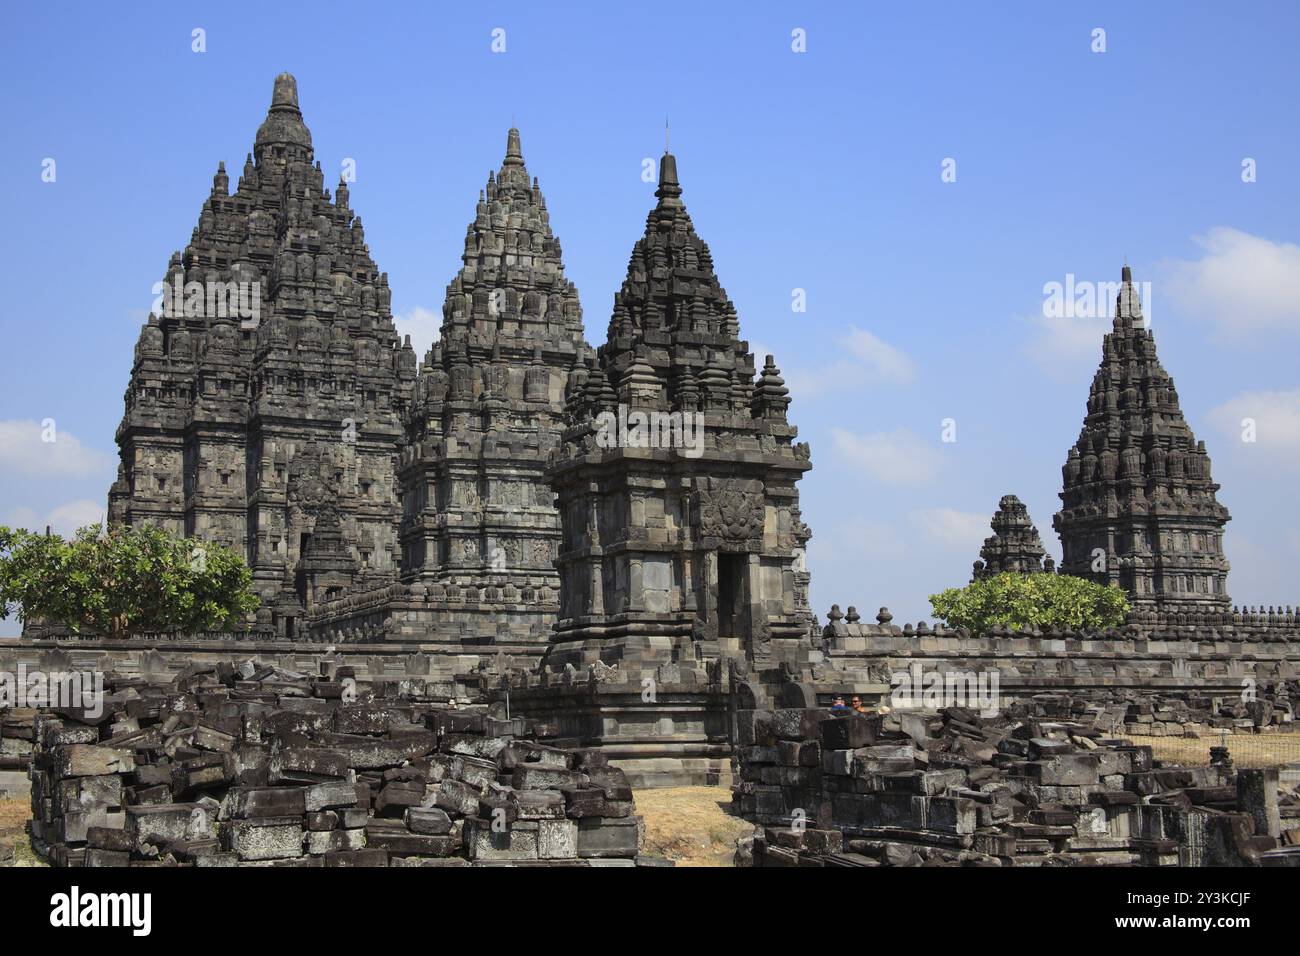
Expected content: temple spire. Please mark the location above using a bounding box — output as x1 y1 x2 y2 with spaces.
1055 262 1231 619
270 72 300 112
655 150 683 210
1116 262 1143 329
504 127 525 167
255 72 312 163
973 495 1048 581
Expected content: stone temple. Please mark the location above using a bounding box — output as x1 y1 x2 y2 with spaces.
1053 266 1232 621
108 73 417 641
10 73 1296 787
503 152 822 784
972 494 1050 581
309 125 589 676
544 150 815 676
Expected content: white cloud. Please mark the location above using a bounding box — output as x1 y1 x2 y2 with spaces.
0 420 114 479
831 427 942 484
808 518 909 564
1162 228 1300 338
3 499 105 537
910 508 988 549
841 327 917 385
393 306 440 355
1022 310 1110 380
1207 388 1300 470
751 327 916 400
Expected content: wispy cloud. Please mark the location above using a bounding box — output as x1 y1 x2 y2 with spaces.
831 426 942 483
1021 309 1110 380
1207 388 1300 471
3 499 105 537
1162 228 1300 340
910 508 988 549
754 326 916 401
393 305 440 354
0 420 115 479
841 327 917 385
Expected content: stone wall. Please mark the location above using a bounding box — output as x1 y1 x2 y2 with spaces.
822 606 1300 696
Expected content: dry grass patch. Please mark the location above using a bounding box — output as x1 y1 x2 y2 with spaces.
1125 733 1300 769
0 796 43 867
635 785 753 867
0 797 30 832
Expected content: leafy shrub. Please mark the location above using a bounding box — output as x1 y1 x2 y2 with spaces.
929 572 1129 633
0 523 258 638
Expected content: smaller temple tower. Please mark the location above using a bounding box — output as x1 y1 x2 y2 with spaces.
1053 265 1231 620
972 494 1050 580
505 150 818 786
542 150 814 678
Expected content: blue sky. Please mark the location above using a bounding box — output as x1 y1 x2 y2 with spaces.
2 1 1298 636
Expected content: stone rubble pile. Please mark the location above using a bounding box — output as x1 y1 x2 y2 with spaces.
732 700 1300 867
25 661 662 867
1112 685 1295 736
992 686 1298 738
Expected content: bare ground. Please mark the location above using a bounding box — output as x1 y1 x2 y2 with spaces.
635 785 753 867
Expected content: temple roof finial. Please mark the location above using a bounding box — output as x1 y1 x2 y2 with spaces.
271 72 300 112
504 127 525 167
255 72 312 158
655 150 683 209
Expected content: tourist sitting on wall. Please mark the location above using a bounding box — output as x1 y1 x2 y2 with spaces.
830 695 850 715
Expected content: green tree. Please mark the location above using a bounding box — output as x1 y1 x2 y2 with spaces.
929 572 1129 633
0 524 259 638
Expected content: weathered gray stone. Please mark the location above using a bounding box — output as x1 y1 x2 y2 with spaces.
225 817 304 861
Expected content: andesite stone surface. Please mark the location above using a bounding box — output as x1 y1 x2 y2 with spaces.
1053 266 1232 621
107 73 416 641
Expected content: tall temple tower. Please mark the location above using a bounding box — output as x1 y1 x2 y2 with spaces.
542 150 814 677
1053 265 1231 619
108 74 417 637
384 128 589 654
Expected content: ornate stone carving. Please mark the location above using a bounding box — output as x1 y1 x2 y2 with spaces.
696 480 764 545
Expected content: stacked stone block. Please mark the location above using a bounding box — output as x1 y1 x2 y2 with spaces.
733 702 1300 867
1 709 35 772
25 662 659 867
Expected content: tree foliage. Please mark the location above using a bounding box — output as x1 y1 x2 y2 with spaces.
928 572 1130 633
0 524 259 638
